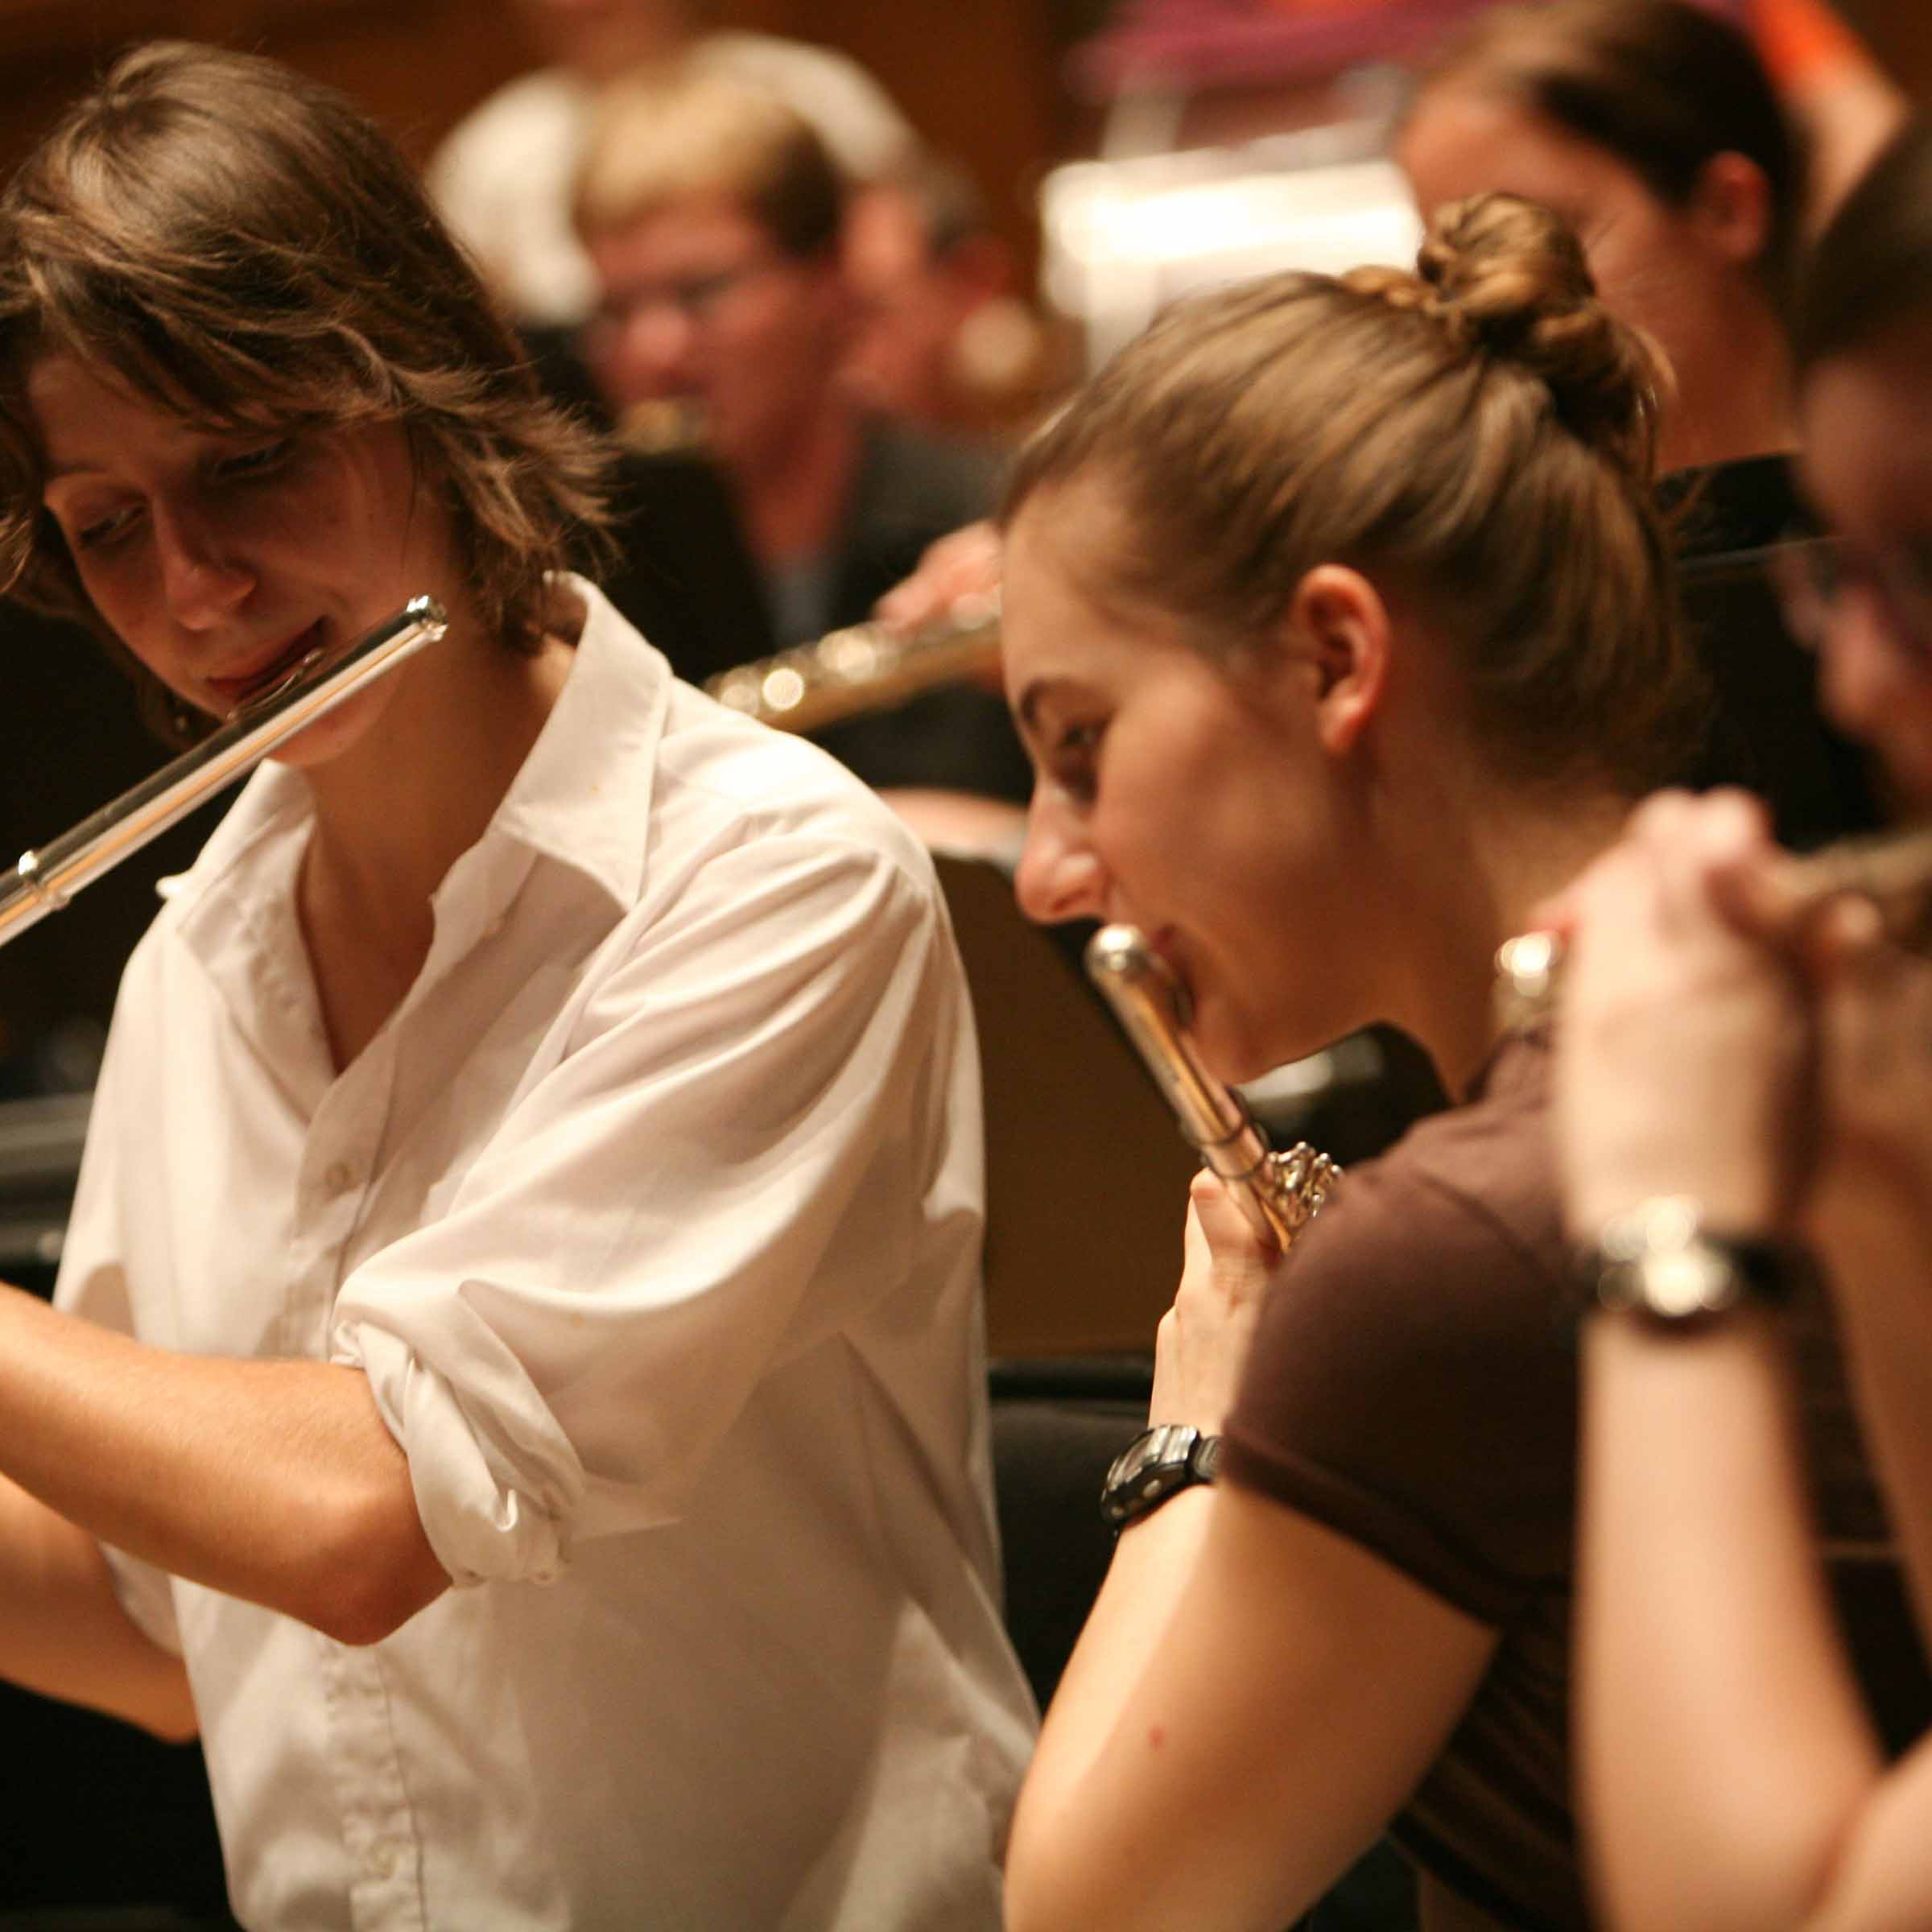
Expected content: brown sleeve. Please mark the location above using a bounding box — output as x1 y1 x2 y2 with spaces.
1220 1127 1577 1628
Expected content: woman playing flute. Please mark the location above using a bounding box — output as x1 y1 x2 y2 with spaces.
0 40 1034 1926
993 190 1926 1932
1554 120 1932 1931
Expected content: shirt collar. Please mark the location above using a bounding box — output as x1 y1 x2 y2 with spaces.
170 573 668 945
483 574 665 910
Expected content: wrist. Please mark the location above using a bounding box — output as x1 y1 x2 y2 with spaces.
1574 1195 1814 1329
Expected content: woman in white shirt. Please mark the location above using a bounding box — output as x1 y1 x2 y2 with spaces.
0 39 1031 1928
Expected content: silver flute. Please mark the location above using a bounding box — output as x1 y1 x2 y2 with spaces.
1085 923 1341 1249
0 595 448 952
704 596 1001 734
1493 819 1932 1032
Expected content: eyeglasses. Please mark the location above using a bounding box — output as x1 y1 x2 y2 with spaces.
1771 531 1932 673
587 255 783 341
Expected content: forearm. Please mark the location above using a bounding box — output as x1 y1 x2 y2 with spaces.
1018 1488 1216 1817
0 1280 445 1643
0 1472 195 1740
1579 1311 1881 1931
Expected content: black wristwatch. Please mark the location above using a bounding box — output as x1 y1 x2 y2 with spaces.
1578 1195 1810 1328
1100 1422 1223 1530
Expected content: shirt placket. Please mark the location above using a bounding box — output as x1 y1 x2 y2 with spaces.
295 1032 428 1930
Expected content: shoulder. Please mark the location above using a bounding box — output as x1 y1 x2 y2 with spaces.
856 419 1005 534
427 69 587 184
1267 1043 1564 1368
1222 1036 1575 1619
654 678 942 901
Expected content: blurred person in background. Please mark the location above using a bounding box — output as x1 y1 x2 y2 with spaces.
1397 0 1882 852
842 150 1057 438
428 0 914 335
576 61 1034 809
1550 118 1932 1931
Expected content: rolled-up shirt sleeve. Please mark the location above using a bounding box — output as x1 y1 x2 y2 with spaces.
330 828 967 1588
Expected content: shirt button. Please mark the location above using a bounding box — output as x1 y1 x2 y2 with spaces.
323 1160 358 1195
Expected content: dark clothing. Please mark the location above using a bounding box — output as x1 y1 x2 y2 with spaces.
1222 1031 1930 1932
799 419 1031 803
1666 453 1885 849
600 419 1031 804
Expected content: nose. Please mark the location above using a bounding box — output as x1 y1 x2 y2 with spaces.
1013 785 1107 925
154 502 252 630
609 303 697 404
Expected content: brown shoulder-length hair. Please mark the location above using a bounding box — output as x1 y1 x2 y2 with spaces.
1004 193 1709 799
0 40 615 729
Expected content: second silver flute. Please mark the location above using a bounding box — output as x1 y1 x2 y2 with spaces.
0 595 448 952
1085 923 1340 1249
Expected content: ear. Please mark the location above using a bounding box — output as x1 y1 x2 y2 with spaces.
1688 151 1773 273
1282 564 1392 756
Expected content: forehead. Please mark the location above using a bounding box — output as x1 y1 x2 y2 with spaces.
587 192 772 274
1002 488 1185 711
25 353 179 470
1398 85 1657 219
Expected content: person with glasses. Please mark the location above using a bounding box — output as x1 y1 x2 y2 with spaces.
573 60 1032 814
1551 118 1932 1929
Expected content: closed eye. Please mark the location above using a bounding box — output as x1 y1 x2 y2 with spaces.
72 502 143 553
211 436 295 487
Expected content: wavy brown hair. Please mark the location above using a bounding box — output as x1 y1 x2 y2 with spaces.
1004 193 1708 797
0 40 616 734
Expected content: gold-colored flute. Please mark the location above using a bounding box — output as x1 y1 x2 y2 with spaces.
0 596 448 952
704 597 1001 734
1085 923 1341 1249
1493 819 1932 1031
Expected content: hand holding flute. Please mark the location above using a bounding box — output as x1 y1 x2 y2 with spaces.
1086 923 1340 1433
1533 791 1932 1247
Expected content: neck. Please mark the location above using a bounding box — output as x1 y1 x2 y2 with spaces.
735 404 861 568
301 610 570 930
1372 782 1631 1096
1657 298 1795 473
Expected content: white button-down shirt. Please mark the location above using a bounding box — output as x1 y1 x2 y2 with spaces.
56 581 1036 1930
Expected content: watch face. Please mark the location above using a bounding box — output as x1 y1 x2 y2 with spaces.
1638 1245 1737 1320
1108 1423 1196 1490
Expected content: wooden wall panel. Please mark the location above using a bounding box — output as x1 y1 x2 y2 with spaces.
0 0 538 176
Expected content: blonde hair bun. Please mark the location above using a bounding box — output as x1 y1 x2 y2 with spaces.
1373 192 1667 481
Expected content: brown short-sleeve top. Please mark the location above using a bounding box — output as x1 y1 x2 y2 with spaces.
1222 1031 1929 1932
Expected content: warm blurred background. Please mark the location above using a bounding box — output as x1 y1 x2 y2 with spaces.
0 0 1920 292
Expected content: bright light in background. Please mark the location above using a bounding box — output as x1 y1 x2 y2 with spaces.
1042 130 1424 370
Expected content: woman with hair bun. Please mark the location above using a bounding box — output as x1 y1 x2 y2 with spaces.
994 191 1924 1932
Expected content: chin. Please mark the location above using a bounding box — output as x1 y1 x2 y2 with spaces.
261 683 391 771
